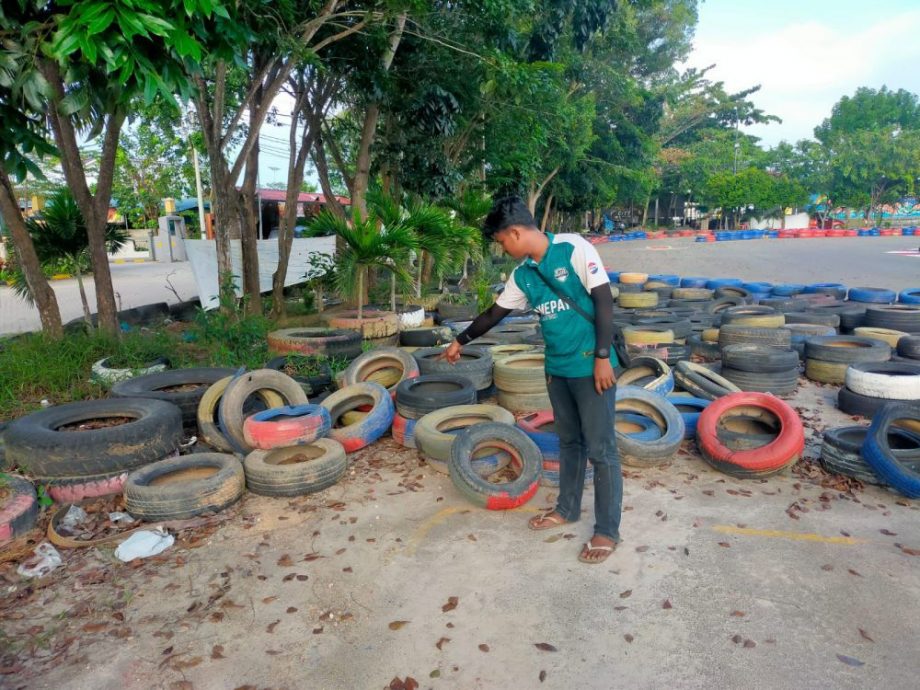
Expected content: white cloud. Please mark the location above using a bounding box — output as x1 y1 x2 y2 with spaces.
686 9 920 146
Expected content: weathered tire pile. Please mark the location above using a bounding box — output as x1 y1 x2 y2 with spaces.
493 353 551 412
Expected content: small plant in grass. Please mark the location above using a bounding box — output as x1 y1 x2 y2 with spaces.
36 484 53 508
279 354 330 378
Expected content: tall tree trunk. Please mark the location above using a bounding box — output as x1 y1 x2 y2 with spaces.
358 268 365 320
74 267 92 326
416 250 425 297
348 12 407 221
240 106 262 316
42 61 123 334
540 193 554 231
0 168 63 337
390 271 396 312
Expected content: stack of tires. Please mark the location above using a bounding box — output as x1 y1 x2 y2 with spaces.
897 336 920 362
493 353 551 412
618 325 675 365
614 386 685 467
673 361 741 400
720 344 800 395
319 382 395 453
412 346 494 399
324 309 400 347
399 325 453 348
803 336 891 385
517 410 594 487
267 327 363 361
340 347 420 397
392 375 477 449
836 362 920 418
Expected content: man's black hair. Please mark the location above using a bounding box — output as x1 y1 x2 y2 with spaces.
482 196 536 238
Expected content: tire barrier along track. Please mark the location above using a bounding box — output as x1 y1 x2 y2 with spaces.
696 392 804 478
448 423 542 510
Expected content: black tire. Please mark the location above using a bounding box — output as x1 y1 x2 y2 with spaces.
4 398 184 479
720 366 799 395
266 328 363 360
265 355 333 395
821 425 920 485
718 325 792 349
804 336 891 363
489 324 538 344
125 453 245 521
395 375 477 420
758 297 807 312
219 369 309 453
633 318 692 340
413 347 493 390
111 367 235 426
783 311 840 328
243 439 347 497
0 474 39 540
169 299 201 322
400 326 454 347
838 307 868 331
706 296 746 314
614 386 685 466
721 344 800 373
437 301 478 321
864 305 920 332
720 305 779 323
862 404 920 497
448 423 541 510
674 361 742 400
898 335 920 360
836 385 918 418
689 334 721 360
714 286 752 301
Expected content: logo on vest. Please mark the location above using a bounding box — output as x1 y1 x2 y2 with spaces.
554 267 568 281
588 261 598 275
535 299 569 320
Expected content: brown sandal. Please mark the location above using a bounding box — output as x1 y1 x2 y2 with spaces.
528 511 567 531
578 538 616 564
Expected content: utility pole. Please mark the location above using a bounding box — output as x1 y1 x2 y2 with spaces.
184 107 207 237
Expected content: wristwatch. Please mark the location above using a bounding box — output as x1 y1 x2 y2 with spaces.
595 347 610 359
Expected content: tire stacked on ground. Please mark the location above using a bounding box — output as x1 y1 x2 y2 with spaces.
617 356 674 395
666 395 711 438
399 326 453 347
862 403 920 497
111 367 235 427
493 353 551 412
448 423 542 510
619 326 675 365
516 410 594 487
717 324 792 350
343 347 420 396
0 474 40 540
414 405 514 474
898 336 920 361
320 382 395 453
720 344 800 395
198 377 286 453
325 309 400 345
90 356 169 388
437 300 478 322
803 336 891 384
847 287 897 305
392 375 477 449
696 392 804 478
820 426 920 486
413 347 494 397
783 323 836 359
673 361 742 400
4 398 184 502
614 386 685 467
243 439 347 497
267 328 363 360
264 355 334 396
719 306 784 328
837 361 920 418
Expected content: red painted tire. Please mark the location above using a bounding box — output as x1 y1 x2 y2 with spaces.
696 392 804 477
0 475 39 541
320 382 395 453
392 413 417 448
242 404 332 450
47 472 129 503
516 409 554 434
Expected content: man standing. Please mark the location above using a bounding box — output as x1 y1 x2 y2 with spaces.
441 197 622 564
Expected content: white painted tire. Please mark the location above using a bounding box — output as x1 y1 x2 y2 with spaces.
844 362 920 400
91 357 169 387
397 306 426 329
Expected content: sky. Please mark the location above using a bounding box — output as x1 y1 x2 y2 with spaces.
685 0 920 147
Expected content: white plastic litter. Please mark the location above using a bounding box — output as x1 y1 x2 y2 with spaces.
61 505 88 529
17 543 63 579
114 529 174 562
108 512 136 524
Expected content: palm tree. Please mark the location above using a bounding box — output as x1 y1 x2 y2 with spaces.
309 206 418 320
13 189 127 327
443 188 491 280
402 199 454 298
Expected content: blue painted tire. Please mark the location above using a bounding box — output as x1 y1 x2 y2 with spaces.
681 277 709 288
648 274 680 286
617 412 663 442
899 289 920 304
771 283 806 297
743 282 773 293
861 403 920 498
320 382 394 453
848 287 897 304
706 278 743 289
666 395 711 438
614 386 685 466
606 271 620 282
617 356 674 395
804 283 848 300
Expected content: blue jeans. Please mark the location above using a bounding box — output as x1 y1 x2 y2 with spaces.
547 375 623 542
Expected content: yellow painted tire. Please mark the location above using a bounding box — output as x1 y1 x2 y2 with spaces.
619 272 648 285
723 314 785 328
853 327 908 348
804 358 848 384
702 328 720 343
618 291 658 309
622 327 675 345
672 287 713 300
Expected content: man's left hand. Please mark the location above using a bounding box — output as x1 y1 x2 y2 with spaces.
594 357 616 395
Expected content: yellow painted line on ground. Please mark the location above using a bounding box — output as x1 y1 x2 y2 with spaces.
712 524 866 545
405 504 544 555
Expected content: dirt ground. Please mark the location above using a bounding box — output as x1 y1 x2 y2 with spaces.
3 237 920 689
